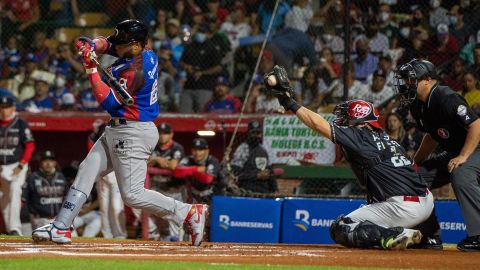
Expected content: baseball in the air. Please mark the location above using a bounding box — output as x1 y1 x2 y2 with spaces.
266 75 277 86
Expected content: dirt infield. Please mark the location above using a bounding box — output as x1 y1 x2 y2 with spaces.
0 239 479 269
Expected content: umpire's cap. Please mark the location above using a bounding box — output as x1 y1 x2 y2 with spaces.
157 122 172 133
39 150 56 161
192 138 209 149
0 95 15 107
107 19 148 46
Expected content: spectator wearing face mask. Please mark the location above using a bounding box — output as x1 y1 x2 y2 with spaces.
428 0 449 29
448 5 472 48
353 18 389 54
378 4 399 49
49 73 72 107
353 38 379 82
312 25 344 64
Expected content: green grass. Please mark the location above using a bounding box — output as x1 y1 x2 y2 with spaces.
0 258 392 270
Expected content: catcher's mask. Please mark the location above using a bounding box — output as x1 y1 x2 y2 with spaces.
394 58 438 106
333 99 382 129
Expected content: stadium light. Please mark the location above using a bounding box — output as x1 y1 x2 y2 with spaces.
197 130 216 136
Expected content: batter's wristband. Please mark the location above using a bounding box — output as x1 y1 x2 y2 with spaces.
86 68 97 74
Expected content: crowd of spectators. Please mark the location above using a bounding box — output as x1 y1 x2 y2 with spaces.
0 0 478 142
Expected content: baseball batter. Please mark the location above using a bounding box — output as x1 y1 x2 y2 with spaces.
264 66 433 249
32 20 207 246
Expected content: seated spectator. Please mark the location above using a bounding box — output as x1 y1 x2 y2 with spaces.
402 121 424 158
79 87 100 112
231 120 277 194
385 112 405 144
1 0 40 46
206 0 229 25
398 26 429 64
247 79 284 114
448 5 472 48
22 75 57 112
157 46 177 112
312 25 344 64
173 138 225 204
284 0 313 33
353 18 389 55
59 93 78 111
318 47 341 84
325 63 368 105
428 0 449 29
378 3 399 49
50 43 87 80
293 67 327 111
49 73 72 106
351 69 395 108
22 150 68 230
366 54 395 88
28 31 50 70
462 70 480 114
420 23 459 67
11 53 39 102
150 9 168 42
441 57 466 92
0 36 21 79
459 30 480 65
147 123 187 241
204 76 241 114
220 2 251 51
353 38 379 82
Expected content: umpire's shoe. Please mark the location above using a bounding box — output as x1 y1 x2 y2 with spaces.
184 204 208 246
32 223 72 244
409 235 443 250
457 235 480 252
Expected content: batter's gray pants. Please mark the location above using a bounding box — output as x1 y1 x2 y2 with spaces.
55 121 191 229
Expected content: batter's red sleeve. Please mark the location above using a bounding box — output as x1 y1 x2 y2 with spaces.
192 171 214 185
173 166 198 178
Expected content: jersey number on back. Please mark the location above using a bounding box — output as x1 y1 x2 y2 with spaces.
391 156 412 167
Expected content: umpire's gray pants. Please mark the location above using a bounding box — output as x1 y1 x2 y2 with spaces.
419 146 480 236
55 121 191 229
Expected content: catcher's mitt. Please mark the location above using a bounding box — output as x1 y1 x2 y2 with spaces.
263 65 294 98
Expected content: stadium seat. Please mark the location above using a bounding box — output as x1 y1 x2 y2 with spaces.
56 28 83 43
76 12 110 27
44 39 60 51
85 28 114 38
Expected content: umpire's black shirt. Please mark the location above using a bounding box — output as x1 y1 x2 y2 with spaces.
331 124 427 202
410 84 479 153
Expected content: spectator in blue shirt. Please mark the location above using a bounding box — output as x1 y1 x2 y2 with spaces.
22 77 57 112
354 38 379 82
204 76 241 113
258 0 290 34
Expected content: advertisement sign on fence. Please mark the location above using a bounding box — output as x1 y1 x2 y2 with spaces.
210 196 283 243
281 198 364 244
262 115 336 165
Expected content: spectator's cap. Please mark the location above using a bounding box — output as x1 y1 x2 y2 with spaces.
0 95 15 107
261 50 274 61
380 54 392 62
373 69 387 78
192 138 209 149
157 122 172 133
247 120 262 133
39 150 56 161
24 53 38 63
167 18 180 27
190 5 203 16
216 76 230 86
61 93 75 106
436 23 449 35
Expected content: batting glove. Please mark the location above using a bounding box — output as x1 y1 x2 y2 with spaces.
75 37 97 73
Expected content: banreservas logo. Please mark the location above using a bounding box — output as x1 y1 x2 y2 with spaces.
293 210 336 231
218 214 274 230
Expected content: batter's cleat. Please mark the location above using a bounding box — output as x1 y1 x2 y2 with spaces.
409 235 443 250
32 223 72 244
184 204 208 246
457 235 480 252
381 229 422 250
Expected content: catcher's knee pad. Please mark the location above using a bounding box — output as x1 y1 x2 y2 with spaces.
329 215 356 247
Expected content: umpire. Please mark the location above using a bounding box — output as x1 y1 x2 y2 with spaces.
395 59 480 252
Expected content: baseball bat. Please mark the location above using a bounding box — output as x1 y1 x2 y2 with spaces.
90 55 134 106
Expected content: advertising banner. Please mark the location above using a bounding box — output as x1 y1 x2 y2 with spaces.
210 196 283 243
262 115 336 165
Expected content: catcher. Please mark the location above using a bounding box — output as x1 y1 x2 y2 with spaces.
264 65 433 249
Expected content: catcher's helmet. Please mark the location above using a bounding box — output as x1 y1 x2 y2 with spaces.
333 99 382 129
394 58 438 105
107 19 148 46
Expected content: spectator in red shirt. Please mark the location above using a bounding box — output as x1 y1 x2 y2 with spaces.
442 57 466 92
204 76 241 114
1 0 40 45
420 23 459 67
206 0 229 25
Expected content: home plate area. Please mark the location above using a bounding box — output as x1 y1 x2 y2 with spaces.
0 239 479 269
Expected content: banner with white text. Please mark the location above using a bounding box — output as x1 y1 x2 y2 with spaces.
263 115 336 164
